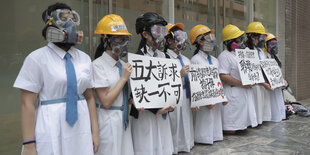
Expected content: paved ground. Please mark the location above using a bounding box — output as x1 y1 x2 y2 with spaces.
1 99 309 155
179 99 310 155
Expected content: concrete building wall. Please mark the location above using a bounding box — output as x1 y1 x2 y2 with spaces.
285 0 310 100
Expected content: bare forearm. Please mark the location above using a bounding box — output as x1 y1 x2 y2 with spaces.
21 104 36 141
84 89 99 135
96 78 127 108
220 74 243 87
20 90 37 141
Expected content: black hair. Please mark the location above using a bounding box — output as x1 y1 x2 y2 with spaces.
94 35 112 59
138 34 148 54
41 3 72 39
245 33 260 50
94 40 105 59
193 44 200 56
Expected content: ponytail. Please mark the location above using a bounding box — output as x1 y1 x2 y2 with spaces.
193 43 200 56
94 36 111 59
138 34 147 54
94 41 105 59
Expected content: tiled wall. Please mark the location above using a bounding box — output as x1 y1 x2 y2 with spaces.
285 0 310 100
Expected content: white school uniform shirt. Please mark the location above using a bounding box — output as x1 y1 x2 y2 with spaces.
92 52 134 155
166 49 194 153
131 45 174 155
249 47 272 124
143 44 166 57
265 52 286 122
218 49 257 130
14 42 94 155
191 50 223 144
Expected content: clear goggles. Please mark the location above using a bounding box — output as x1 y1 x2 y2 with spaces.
197 33 215 43
150 24 168 38
267 40 278 48
173 30 188 42
109 35 131 45
50 9 80 27
259 34 267 41
236 34 247 43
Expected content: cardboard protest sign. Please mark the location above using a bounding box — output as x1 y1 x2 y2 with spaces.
188 64 228 107
235 49 265 85
260 59 285 89
128 53 183 109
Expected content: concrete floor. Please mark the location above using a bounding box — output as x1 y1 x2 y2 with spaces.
179 99 310 155
1 99 310 155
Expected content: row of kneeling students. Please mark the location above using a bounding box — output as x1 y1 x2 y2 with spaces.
14 3 287 155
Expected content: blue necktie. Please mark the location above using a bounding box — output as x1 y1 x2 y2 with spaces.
65 53 78 127
177 55 190 98
257 49 262 60
116 61 129 130
207 55 213 65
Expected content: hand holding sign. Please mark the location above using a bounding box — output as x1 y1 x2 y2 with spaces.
157 106 174 114
180 65 190 77
261 82 274 91
128 53 183 109
119 62 133 81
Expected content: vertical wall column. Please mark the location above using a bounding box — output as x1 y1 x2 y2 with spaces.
88 0 94 58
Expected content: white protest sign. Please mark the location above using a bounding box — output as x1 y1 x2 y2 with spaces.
128 53 183 109
188 65 228 107
235 49 265 85
260 59 285 89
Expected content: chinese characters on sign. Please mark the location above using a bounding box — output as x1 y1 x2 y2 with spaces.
235 49 265 85
260 59 285 89
188 65 227 107
128 53 183 109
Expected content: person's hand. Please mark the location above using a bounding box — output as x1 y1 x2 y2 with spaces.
121 63 132 80
137 107 144 113
283 80 288 87
157 106 173 114
180 65 190 77
222 102 228 106
167 106 175 112
242 84 254 89
129 98 133 105
262 83 274 91
207 104 215 109
92 132 100 153
192 106 200 111
22 143 37 155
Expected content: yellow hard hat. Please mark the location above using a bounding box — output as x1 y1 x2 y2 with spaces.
246 22 267 35
190 24 215 45
166 23 185 32
94 14 131 35
266 33 278 42
222 24 245 42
